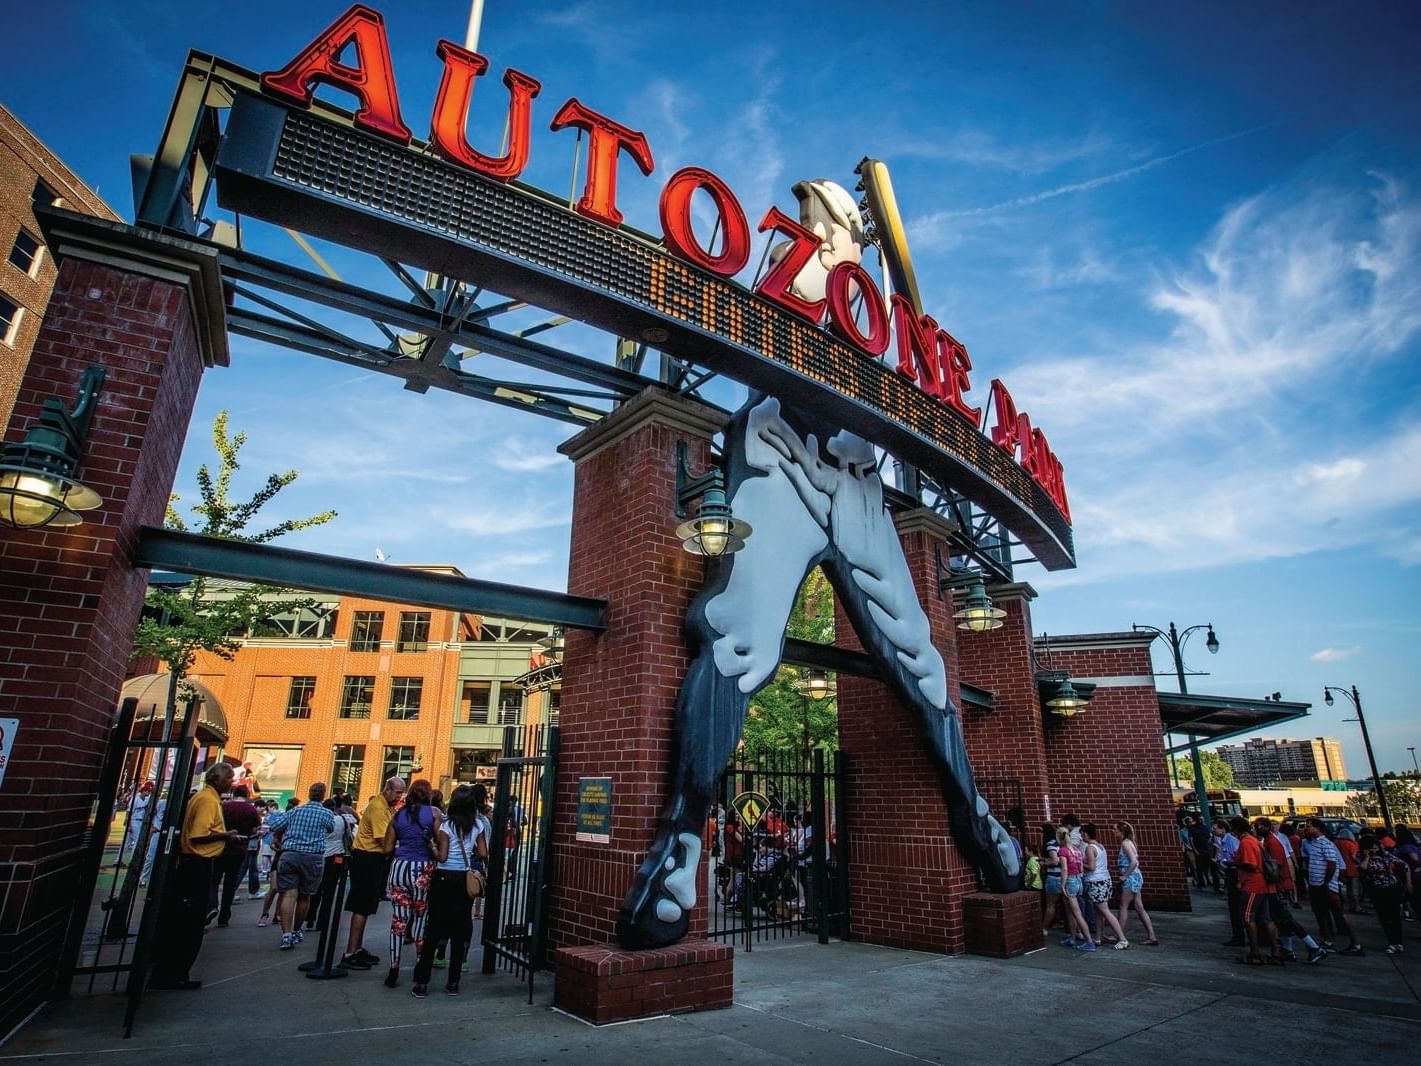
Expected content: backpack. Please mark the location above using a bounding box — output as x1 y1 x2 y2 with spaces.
1259 841 1280 886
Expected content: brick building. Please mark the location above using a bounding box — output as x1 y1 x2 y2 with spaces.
169 572 555 804
0 104 120 432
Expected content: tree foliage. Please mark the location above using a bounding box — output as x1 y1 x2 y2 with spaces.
739 568 838 764
1168 750 1236 790
131 412 337 681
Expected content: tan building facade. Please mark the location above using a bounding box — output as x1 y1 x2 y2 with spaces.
0 104 120 431
174 570 553 804
1216 736 1348 787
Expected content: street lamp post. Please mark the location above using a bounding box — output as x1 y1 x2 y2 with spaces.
1134 621 1219 827
1408 746 1419 776
1323 685 1392 828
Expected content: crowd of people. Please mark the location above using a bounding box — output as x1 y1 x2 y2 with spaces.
1029 815 1159 952
143 766 493 999
1182 814 1420 963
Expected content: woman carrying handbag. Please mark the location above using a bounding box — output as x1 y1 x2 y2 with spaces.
412 784 491 998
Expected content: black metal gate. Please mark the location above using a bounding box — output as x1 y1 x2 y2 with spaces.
709 749 850 949
55 690 206 1037
481 723 558 1001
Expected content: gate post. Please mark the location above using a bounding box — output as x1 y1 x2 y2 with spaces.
834 508 979 954
548 388 734 1023
0 211 225 1035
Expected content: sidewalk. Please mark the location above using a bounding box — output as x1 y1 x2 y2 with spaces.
4 887 1417 1063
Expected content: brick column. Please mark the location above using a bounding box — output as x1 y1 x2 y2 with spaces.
1038 633 1191 911
956 583 1051 834
549 389 724 949
0 212 225 1035
835 509 976 954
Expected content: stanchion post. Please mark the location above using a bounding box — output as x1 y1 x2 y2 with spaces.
301 856 349 980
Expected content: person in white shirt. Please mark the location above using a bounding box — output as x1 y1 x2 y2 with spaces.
410 784 490 998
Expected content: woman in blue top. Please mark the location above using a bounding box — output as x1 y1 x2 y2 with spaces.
381 779 441 987
1115 821 1159 946
411 784 490 997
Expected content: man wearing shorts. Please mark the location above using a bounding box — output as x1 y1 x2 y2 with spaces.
1232 816 1277 965
263 782 336 950
342 776 405 970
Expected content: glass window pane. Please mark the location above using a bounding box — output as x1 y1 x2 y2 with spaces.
8 230 40 275
332 744 365 798
498 686 522 725
0 296 19 346
380 745 415 784
286 676 316 719
462 680 491 724
396 611 430 652
350 610 384 652
339 675 375 718
388 676 422 720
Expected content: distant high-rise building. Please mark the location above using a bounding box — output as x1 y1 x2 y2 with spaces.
1216 737 1348 787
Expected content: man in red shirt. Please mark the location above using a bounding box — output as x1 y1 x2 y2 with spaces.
1255 818 1326 964
1335 829 1362 913
1232 816 1278 964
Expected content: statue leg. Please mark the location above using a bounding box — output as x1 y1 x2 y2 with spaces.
819 461 1020 892
616 405 829 949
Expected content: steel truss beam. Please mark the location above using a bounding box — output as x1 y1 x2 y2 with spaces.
134 528 607 631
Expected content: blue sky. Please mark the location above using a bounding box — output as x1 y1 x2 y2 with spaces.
4 2 1419 775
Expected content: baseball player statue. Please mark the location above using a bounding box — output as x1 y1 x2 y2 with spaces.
617 179 1021 950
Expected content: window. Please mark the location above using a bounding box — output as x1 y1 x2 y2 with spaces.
462 680 491 724
32 179 57 209
396 611 431 652
498 686 522 725
332 744 365 798
9 230 41 276
548 689 561 722
388 676 422 720
257 606 337 639
286 676 317 719
381 745 416 784
349 610 384 652
0 296 20 347
339 675 375 719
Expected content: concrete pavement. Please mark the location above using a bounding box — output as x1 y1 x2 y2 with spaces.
4 885 1418 1063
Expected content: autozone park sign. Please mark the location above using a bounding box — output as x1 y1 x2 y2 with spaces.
213 4 1075 568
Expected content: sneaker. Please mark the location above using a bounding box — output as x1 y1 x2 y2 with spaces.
411 984 427 999
280 933 296 950
257 915 270 928
1321 941 1335 951
340 953 373 970
248 891 264 900
1060 936 1077 947
355 948 381 965
1306 947 1326 965
205 908 219 927
293 930 304 945
1076 941 1098 952
433 956 447 969
1114 940 1130 950
1342 944 1364 956
445 984 459 996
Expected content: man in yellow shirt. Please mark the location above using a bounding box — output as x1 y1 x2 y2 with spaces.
341 776 405 970
151 763 245 990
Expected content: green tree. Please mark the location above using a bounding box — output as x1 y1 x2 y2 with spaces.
1168 750 1236 790
740 568 837 765
131 411 337 687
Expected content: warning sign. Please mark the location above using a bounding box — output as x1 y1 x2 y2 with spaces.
731 790 770 832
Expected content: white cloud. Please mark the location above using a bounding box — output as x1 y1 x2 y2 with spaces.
1309 646 1360 663
493 438 565 472
446 500 569 537
888 128 1114 175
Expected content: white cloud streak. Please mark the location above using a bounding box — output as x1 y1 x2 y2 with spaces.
1309 646 1360 663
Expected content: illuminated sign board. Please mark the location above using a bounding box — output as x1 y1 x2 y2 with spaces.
212 5 1075 569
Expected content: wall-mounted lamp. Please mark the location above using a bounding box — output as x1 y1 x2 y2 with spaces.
1044 679 1088 716
1034 634 1093 719
674 440 751 557
0 366 105 529
539 628 565 660
794 669 836 701
934 547 1006 631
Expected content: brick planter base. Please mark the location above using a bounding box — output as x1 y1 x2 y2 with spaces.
963 891 1044 958
553 939 733 1024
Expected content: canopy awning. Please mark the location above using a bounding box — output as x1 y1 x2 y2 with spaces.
1160 691 1310 753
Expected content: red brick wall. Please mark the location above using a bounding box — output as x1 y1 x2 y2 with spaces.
0 258 206 1034
548 394 719 949
1039 639 1191 911
834 513 976 954
956 588 1051 837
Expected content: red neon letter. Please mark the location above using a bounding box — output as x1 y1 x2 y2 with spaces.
429 41 541 181
550 99 654 226
826 262 889 356
754 207 825 323
889 294 941 393
990 378 1031 457
659 167 750 277
259 4 411 143
935 329 980 426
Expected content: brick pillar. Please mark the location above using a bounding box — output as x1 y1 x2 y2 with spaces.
956 583 1051 834
835 509 976 954
0 212 225 1035
1038 633 1191 911
549 389 724 949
